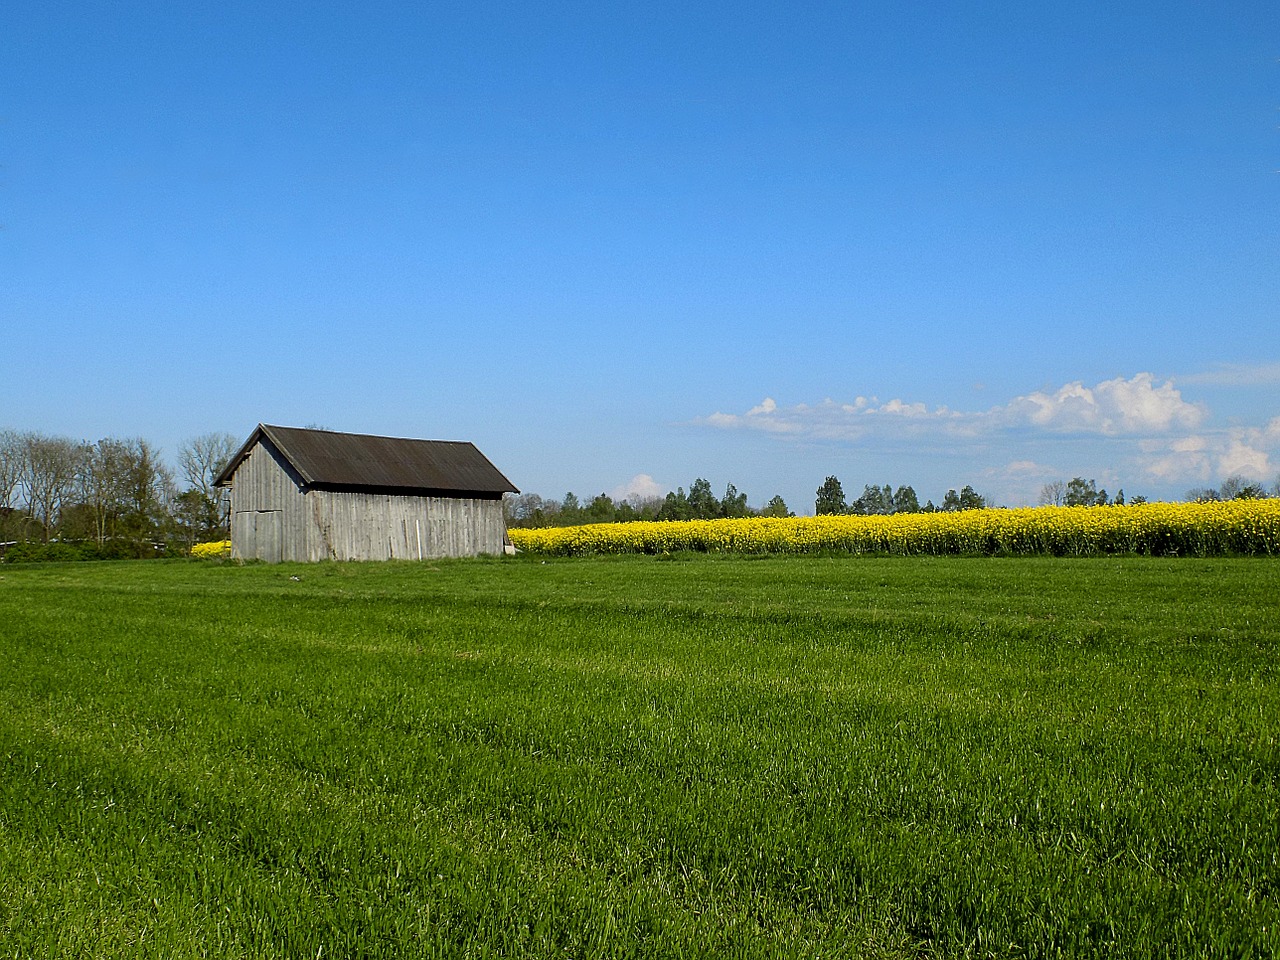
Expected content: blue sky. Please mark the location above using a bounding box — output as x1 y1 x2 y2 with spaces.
5 1 1278 511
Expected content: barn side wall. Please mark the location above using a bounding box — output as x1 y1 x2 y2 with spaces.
226 439 507 562
304 490 506 561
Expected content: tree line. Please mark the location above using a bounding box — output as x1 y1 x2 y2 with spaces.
1183 476 1275 503
1037 478 1136 507
0 429 238 559
506 475 995 528
814 477 990 515
1041 475 1277 507
504 479 793 528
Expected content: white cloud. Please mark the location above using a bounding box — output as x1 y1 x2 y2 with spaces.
975 460 1064 506
1137 436 1213 482
1002 374 1205 435
1181 361 1280 387
1001 459 1055 476
878 398 931 417
1136 425 1280 485
703 405 804 434
609 473 666 503
699 374 1203 442
1215 422 1279 479
697 375 1280 498
1218 438 1271 478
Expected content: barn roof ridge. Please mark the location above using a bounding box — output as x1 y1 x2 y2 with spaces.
215 424 518 496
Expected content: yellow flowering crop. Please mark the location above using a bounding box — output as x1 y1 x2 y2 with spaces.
509 500 1280 558
191 539 232 559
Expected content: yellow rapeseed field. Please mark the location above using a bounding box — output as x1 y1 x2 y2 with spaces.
191 539 232 559
509 499 1280 557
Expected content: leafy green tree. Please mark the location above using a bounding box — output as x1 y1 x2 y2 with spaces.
721 483 748 518
850 484 891 515
659 488 691 521
941 486 987 512
559 493 584 525
760 495 790 518
815 476 846 515
687 478 719 519
172 488 224 546
892 485 921 513
586 494 617 524
1065 477 1107 507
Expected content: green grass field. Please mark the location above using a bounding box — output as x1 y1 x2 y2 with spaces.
1 556 1277 958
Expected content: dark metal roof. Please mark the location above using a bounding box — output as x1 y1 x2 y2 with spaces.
215 424 518 496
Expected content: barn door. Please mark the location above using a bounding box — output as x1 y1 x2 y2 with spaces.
254 510 283 563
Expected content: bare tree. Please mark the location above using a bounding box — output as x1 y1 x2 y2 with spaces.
0 429 21 511
176 432 237 540
1217 475 1266 500
1039 480 1065 507
120 437 173 540
1218 476 1246 500
1185 486 1219 502
625 494 665 519
178 432 238 501
76 438 135 544
504 492 543 524
19 432 81 541
0 430 22 540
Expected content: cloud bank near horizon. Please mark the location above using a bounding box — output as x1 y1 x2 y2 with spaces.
608 473 666 503
699 373 1277 487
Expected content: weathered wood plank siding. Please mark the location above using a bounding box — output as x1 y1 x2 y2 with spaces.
306 491 505 561
227 439 308 562
227 437 507 562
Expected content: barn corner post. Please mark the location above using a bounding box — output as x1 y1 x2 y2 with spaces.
214 424 518 563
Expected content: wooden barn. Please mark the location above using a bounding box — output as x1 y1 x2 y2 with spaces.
214 424 518 562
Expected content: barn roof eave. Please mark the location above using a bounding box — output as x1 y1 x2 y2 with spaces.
213 423 269 488
213 424 519 496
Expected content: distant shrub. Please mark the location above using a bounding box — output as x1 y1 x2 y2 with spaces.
2 540 166 563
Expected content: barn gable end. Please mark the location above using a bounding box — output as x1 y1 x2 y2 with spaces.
216 425 517 562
